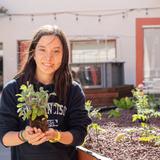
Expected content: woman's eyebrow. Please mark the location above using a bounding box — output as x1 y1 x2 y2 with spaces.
37 45 61 49
37 45 46 48
53 47 61 49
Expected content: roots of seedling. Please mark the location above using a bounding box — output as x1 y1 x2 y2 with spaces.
29 116 48 132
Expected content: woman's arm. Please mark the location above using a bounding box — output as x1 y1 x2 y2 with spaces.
45 128 73 145
2 126 47 147
63 83 92 146
2 131 25 147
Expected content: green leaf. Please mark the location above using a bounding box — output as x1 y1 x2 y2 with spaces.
31 112 37 121
17 103 25 108
26 110 32 119
132 114 138 122
20 84 27 91
115 133 126 142
17 97 25 102
108 109 121 118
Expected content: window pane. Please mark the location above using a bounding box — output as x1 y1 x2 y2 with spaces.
71 64 102 88
18 40 30 71
71 40 116 63
144 28 160 92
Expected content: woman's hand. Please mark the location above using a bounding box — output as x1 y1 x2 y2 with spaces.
23 126 47 145
45 128 60 142
45 129 73 145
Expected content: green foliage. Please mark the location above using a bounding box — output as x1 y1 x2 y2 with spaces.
108 108 121 118
115 85 160 146
108 97 134 118
137 125 160 146
113 97 134 109
16 82 56 121
84 100 104 153
115 125 160 146
132 87 160 124
88 123 105 132
85 100 102 120
114 133 127 142
130 86 160 145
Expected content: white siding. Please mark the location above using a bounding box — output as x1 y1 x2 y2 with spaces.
0 0 160 84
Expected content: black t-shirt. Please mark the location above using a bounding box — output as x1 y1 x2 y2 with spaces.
0 79 91 160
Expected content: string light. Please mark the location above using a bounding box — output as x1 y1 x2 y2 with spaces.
3 6 159 22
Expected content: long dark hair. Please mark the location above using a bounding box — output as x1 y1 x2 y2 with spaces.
15 25 72 105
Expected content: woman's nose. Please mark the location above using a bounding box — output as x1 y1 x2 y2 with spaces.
45 51 53 60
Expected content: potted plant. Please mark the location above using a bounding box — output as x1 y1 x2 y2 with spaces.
16 82 55 132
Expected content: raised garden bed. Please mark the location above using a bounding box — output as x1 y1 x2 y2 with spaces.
83 110 160 160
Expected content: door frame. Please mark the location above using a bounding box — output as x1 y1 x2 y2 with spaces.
136 18 160 85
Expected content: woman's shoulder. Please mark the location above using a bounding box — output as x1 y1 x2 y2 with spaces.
70 80 84 95
71 80 82 89
3 79 20 92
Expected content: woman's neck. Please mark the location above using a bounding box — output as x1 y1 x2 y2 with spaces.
35 72 53 85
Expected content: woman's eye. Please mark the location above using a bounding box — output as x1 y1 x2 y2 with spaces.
53 50 60 54
39 48 45 52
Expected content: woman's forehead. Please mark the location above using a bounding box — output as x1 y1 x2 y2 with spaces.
37 35 62 47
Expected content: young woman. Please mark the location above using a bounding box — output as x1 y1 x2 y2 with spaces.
0 25 91 160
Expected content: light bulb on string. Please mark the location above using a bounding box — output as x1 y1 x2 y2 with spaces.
122 12 125 19
98 15 101 22
145 8 149 15
31 15 34 21
54 13 57 21
9 15 12 21
76 14 79 21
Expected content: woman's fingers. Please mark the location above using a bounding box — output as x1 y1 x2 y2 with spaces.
24 126 48 145
27 132 44 143
31 136 48 145
25 126 34 135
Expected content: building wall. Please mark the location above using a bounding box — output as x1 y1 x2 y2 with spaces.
0 0 160 85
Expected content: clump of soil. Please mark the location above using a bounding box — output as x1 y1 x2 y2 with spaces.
84 109 160 160
29 116 48 132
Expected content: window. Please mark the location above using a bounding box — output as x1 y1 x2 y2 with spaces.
71 40 116 63
143 27 160 92
18 40 31 71
71 63 103 88
70 62 124 89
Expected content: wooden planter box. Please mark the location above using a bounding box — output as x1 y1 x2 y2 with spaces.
77 146 112 160
84 88 118 107
84 85 134 107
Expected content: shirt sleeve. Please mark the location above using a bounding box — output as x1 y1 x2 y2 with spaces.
0 81 19 146
66 83 92 146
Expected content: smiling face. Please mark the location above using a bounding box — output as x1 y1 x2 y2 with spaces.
34 35 63 82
